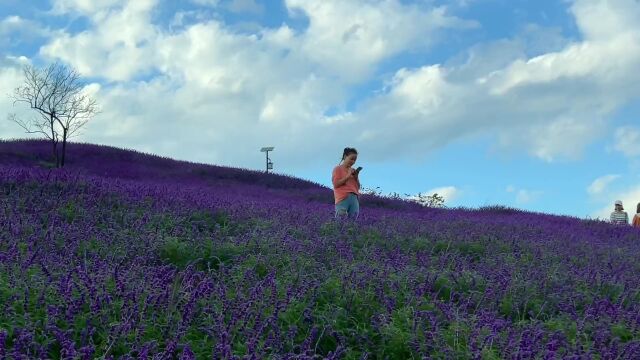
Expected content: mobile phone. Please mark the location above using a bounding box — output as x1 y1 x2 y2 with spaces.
355 166 363 173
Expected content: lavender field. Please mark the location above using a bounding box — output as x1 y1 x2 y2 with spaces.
1 140 640 359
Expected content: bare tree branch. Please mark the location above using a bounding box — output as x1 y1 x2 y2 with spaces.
8 113 59 141
10 62 99 167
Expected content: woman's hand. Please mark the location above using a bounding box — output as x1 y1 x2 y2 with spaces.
336 168 356 187
345 168 356 180
353 169 360 187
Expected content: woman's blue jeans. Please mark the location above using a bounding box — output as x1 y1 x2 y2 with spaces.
335 193 359 220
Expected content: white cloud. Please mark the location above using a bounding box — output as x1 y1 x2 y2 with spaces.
1 15 28 32
571 0 640 41
516 190 541 205
486 0 640 96
486 35 640 96
405 186 461 206
0 15 51 47
0 55 101 142
506 185 543 205
501 116 606 162
51 0 126 15
426 186 461 203
42 0 158 81
284 0 477 83
592 185 640 221
588 174 621 195
33 0 475 169
191 0 220 7
227 0 263 14
350 0 640 162
0 56 39 140
613 126 640 157
5 0 640 173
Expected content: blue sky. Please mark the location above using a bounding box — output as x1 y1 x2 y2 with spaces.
1 0 640 219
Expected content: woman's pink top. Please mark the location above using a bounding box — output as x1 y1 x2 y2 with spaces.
332 165 360 204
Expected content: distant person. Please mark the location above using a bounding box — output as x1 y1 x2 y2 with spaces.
332 147 361 219
610 200 629 225
633 203 640 228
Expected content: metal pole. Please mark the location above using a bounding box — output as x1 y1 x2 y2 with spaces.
260 147 274 174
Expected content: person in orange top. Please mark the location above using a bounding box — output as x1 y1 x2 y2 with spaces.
633 203 640 228
332 147 361 219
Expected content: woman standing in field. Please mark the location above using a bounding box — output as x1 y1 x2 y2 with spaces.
633 203 640 228
610 200 629 225
332 147 361 219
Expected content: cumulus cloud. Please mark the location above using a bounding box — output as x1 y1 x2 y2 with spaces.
227 0 263 14
2 0 640 173
613 126 640 158
191 0 220 7
426 186 461 203
0 15 51 48
592 185 640 220
284 0 477 83
405 186 461 206
42 0 159 81
0 56 37 140
31 0 475 168
588 174 621 195
51 0 127 15
500 116 606 162
571 0 640 41
0 15 43 36
506 185 543 205
351 0 640 162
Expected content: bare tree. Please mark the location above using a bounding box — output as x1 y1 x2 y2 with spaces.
10 62 98 167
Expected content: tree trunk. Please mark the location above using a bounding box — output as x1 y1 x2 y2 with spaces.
61 128 68 167
52 140 57 166
54 140 60 168
50 113 60 168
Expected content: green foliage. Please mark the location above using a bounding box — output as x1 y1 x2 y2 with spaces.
442 322 472 357
158 237 192 267
17 241 28 256
544 317 578 344
280 301 306 328
611 323 634 343
352 229 386 249
6 153 640 359
188 209 232 232
241 254 288 279
598 282 625 302
434 276 453 301
379 307 415 359
456 242 486 261
500 293 550 322
408 236 432 252
158 237 244 271
430 240 486 261
481 347 501 360
76 236 101 257
58 201 80 223
148 214 178 234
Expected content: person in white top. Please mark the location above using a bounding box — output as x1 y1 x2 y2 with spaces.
610 200 629 225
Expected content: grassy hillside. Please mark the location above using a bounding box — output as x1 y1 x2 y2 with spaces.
1 140 640 359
